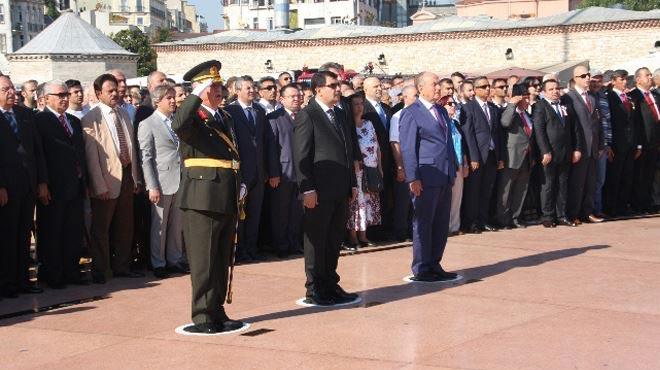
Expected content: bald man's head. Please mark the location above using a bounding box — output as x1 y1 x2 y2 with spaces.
363 77 382 101
416 72 439 102
147 71 167 92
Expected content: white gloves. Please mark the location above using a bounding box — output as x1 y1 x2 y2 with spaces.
239 183 247 201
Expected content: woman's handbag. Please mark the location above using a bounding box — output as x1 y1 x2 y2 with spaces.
362 166 384 193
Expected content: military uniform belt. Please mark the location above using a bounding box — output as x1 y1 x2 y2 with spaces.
184 158 240 170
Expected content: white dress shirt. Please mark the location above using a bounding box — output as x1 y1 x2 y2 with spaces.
99 102 131 155
47 106 73 133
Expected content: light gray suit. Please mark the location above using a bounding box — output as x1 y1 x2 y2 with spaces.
138 110 185 269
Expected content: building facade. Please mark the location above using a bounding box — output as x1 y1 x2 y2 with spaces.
222 0 379 30
77 0 169 36
167 0 206 33
456 0 582 19
155 7 660 81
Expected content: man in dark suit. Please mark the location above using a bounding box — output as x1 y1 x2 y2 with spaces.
172 60 244 334
534 79 584 227
563 66 604 224
399 72 458 282
35 80 88 288
604 70 640 216
630 67 660 213
496 84 536 229
460 76 503 233
0 75 47 297
225 76 278 262
294 71 358 306
267 85 303 258
363 76 394 240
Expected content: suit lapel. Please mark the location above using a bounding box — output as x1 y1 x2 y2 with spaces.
311 100 343 143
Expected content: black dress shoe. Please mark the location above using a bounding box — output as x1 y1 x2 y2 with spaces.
542 220 556 228
21 286 44 294
183 323 219 334
332 285 358 302
168 263 190 274
467 225 482 234
557 217 577 227
434 270 458 281
409 273 440 282
482 224 498 232
304 293 335 306
115 271 145 278
153 267 170 279
512 220 527 229
341 243 358 252
359 240 376 248
217 319 245 332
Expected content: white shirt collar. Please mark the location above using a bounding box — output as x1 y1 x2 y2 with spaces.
575 86 588 96
612 88 625 96
316 99 333 113
46 106 65 119
98 102 115 114
237 99 253 110
544 97 560 105
154 109 172 122
475 97 488 106
201 104 218 117
418 97 434 110
284 108 295 116
0 106 14 114
366 97 380 108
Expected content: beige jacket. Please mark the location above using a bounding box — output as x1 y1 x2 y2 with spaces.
82 105 141 199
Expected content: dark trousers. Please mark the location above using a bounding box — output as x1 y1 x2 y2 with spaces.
604 147 635 215
462 150 497 229
182 208 235 325
539 161 570 221
132 192 151 268
89 166 134 279
238 180 264 258
392 179 412 239
36 192 84 285
0 184 34 294
270 181 303 253
303 196 348 296
632 148 658 212
411 185 451 276
496 156 531 226
568 156 597 219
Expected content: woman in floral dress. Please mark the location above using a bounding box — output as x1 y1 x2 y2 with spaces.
346 94 382 248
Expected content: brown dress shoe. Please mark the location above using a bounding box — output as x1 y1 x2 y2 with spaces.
587 214 604 223
573 218 582 225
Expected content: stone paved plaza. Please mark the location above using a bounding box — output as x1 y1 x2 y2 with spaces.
1 216 659 370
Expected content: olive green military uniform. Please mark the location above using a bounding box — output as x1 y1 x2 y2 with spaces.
172 94 240 326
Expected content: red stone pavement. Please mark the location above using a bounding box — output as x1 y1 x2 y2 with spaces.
1 216 660 370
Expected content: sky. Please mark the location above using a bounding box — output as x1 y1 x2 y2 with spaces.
187 0 222 31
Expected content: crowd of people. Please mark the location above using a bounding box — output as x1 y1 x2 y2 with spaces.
1 61 659 300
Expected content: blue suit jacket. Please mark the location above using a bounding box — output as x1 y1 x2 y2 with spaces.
459 99 503 165
266 108 296 183
399 99 457 187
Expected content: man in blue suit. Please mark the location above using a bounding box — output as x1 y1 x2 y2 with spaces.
399 72 458 282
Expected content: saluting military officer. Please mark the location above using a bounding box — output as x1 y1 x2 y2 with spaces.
172 60 245 334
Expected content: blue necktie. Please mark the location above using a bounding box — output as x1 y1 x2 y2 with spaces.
246 107 255 127
552 102 565 125
4 111 18 137
164 117 179 147
375 103 387 130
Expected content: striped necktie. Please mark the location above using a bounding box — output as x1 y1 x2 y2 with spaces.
111 109 131 167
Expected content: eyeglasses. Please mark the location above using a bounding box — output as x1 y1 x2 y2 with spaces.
48 92 70 99
323 83 340 90
261 85 277 91
475 84 491 89
574 73 591 79
495 85 509 90
445 101 456 106
530 83 540 88
283 94 302 99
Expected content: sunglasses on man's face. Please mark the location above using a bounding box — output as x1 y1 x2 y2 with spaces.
575 73 591 79
530 83 540 88
324 83 340 90
475 84 491 90
495 85 509 90
262 85 277 91
49 92 70 99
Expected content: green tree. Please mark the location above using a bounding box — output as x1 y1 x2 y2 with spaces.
45 0 60 19
112 29 157 76
153 27 172 43
579 0 660 11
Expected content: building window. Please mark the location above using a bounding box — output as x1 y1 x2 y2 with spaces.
0 5 5 24
0 34 6 53
137 17 143 25
136 0 143 12
253 17 259 29
303 17 325 26
120 0 129 11
331 16 341 24
267 17 273 30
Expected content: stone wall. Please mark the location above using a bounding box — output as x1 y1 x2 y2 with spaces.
155 19 660 80
8 55 138 84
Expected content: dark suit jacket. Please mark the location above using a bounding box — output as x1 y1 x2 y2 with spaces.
628 87 660 148
267 108 296 183
34 110 87 201
532 98 583 164
399 99 457 187
607 89 639 153
172 95 239 214
363 99 394 175
225 102 278 186
562 90 603 158
459 98 503 164
294 99 357 200
500 104 536 170
0 105 47 193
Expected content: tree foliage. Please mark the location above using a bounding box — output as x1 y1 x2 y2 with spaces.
45 0 60 19
579 0 660 11
112 29 157 77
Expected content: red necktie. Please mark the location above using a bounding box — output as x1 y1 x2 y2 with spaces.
582 91 593 112
620 93 632 113
643 91 660 122
520 111 532 137
58 114 72 137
